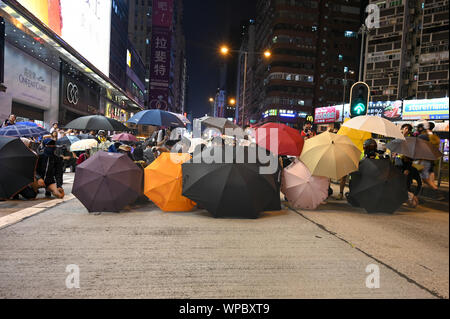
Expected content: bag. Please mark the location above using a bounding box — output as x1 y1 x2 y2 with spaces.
412 160 424 171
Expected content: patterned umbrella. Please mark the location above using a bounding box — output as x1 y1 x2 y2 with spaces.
0 124 49 138
112 133 138 142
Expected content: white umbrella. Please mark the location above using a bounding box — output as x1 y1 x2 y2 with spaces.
342 116 405 140
169 112 191 124
70 139 98 152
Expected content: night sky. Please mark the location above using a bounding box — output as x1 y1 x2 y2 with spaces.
184 1 256 118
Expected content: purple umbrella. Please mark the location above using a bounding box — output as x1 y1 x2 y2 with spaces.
0 124 49 138
72 151 143 213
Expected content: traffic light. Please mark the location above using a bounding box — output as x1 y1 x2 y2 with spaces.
349 82 370 118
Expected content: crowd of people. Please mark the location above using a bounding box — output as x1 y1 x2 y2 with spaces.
2 113 444 206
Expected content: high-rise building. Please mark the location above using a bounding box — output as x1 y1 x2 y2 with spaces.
245 0 361 127
364 0 449 102
129 0 186 112
417 0 449 99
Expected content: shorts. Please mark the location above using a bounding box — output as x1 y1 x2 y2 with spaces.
419 161 432 180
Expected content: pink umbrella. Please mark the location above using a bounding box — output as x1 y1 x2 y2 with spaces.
281 159 329 210
112 133 138 142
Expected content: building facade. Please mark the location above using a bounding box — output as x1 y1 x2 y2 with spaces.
364 0 449 102
244 0 361 127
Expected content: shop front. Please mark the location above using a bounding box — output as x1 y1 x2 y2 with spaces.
2 41 59 129
314 105 346 132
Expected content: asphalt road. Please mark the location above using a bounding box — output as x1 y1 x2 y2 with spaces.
0 192 446 298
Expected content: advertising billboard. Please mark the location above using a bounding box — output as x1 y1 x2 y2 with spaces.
368 100 403 121
17 0 112 76
402 98 449 120
148 0 174 110
314 105 342 124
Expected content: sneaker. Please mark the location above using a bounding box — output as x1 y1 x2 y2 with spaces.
337 193 344 200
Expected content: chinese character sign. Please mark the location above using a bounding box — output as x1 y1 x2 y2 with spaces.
152 0 174 27
149 27 172 109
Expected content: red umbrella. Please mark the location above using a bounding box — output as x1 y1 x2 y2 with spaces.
112 133 138 142
255 123 304 156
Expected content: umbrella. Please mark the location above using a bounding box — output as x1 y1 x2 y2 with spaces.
144 153 196 212
386 137 442 161
169 112 191 124
342 115 405 140
78 133 96 140
300 131 361 180
348 158 408 214
0 124 49 138
56 135 80 147
72 151 143 213
127 110 185 128
70 139 98 152
337 119 372 152
281 159 330 210
0 136 37 200
15 121 38 127
198 116 243 135
64 115 128 131
255 123 304 156
182 145 280 218
112 133 138 142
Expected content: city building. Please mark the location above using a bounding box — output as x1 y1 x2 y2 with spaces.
243 0 362 128
364 0 449 102
135 0 186 112
0 0 142 128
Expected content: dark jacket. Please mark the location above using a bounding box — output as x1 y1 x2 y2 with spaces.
36 153 57 187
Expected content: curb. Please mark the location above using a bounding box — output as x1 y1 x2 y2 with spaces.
0 194 75 230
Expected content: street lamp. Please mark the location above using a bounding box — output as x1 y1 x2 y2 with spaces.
208 97 215 116
229 98 236 106
219 45 271 127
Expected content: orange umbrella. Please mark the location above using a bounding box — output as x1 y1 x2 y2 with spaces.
144 153 196 212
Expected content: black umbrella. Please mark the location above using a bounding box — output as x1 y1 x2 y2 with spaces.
64 115 128 131
386 137 442 160
0 136 38 200
348 158 408 214
182 145 280 218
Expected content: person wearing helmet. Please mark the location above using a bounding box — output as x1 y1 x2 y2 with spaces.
363 139 379 159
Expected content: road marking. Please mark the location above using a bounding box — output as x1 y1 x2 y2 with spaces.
0 194 75 230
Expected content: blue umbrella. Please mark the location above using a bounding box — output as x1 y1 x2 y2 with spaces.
15 121 38 127
56 135 80 146
127 110 185 128
0 124 49 138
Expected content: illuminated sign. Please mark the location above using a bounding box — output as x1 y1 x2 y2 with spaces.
368 100 403 121
127 50 132 68
402 98 449 120
314 106 341 124
279 109 296 118
17 0 112 76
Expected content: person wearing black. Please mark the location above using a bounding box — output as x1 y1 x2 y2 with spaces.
33 139 65 199
395 156 422 197
132 142 144 161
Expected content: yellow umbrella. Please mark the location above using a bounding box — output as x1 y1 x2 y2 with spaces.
338 119 372 152
300 131 361 180
70 139 98 152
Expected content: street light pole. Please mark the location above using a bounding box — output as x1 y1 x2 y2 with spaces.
358 24 368 82
242 51 248 128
